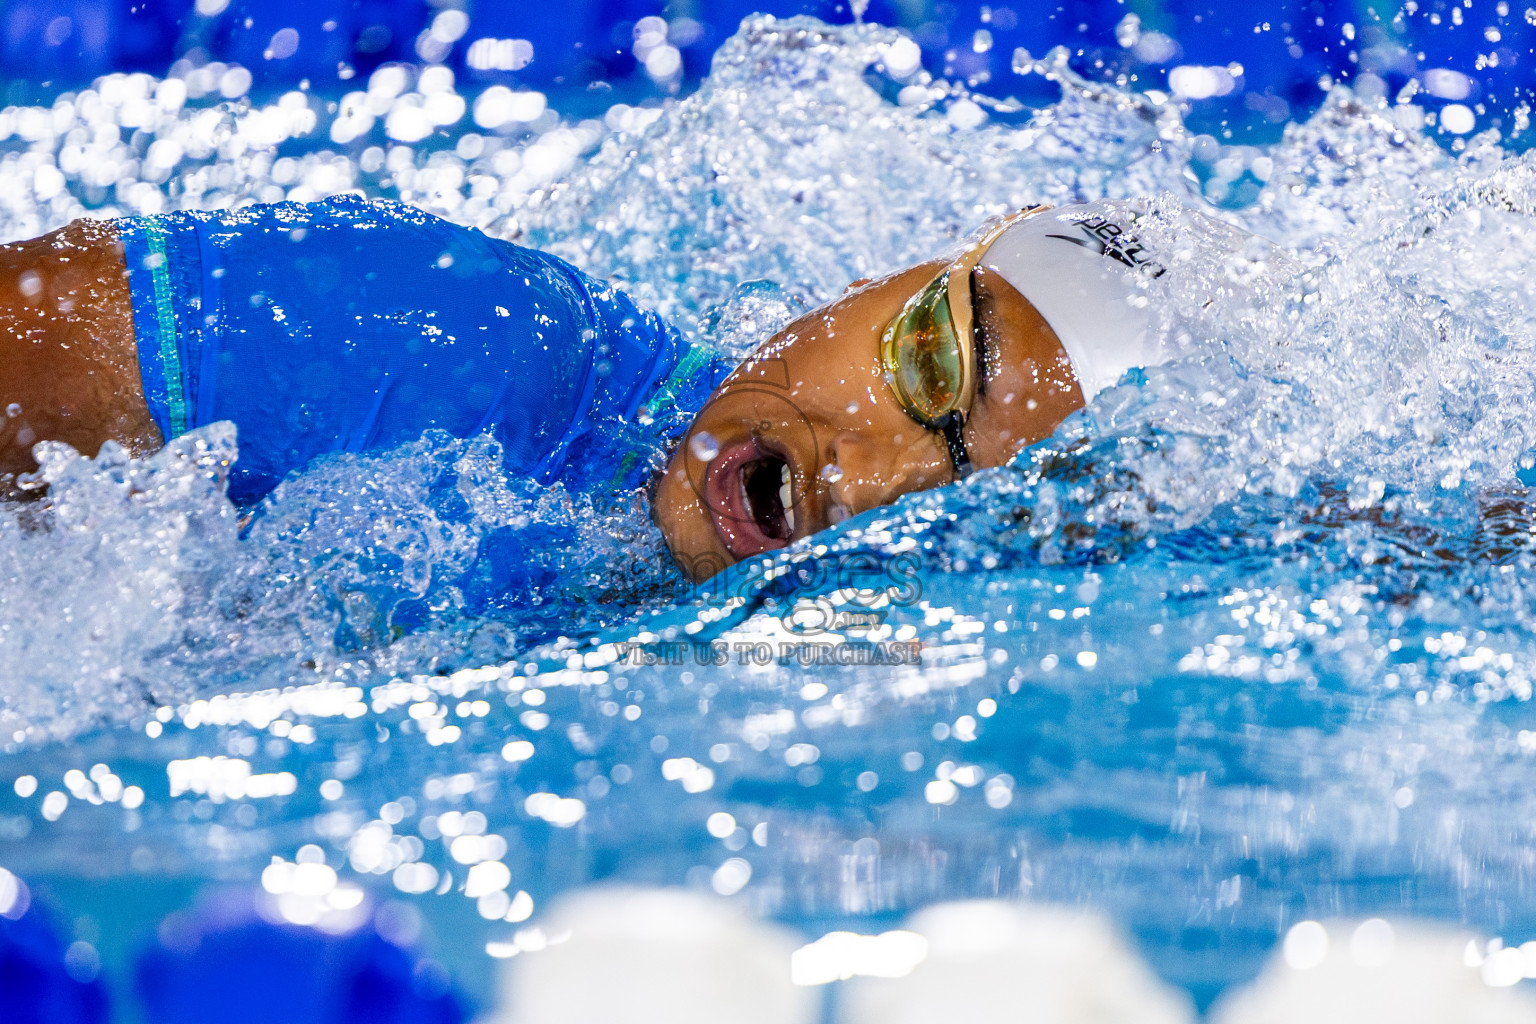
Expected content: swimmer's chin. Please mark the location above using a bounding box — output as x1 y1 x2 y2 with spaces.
650 470 731 584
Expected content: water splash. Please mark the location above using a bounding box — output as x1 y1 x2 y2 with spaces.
0 427 673 741
519 18 1192 331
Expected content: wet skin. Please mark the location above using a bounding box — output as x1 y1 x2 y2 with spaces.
0 221 158 489
654 260 1086 582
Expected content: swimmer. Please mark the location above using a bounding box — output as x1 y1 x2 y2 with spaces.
0 197 1209 581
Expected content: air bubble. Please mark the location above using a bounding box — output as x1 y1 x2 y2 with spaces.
689 432 720 461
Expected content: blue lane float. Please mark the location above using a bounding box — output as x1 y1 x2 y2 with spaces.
133 901 465 1024
0 874 108 1024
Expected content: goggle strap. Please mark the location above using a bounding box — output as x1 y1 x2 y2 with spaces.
939 413 973 479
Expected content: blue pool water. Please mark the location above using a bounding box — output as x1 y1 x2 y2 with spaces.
7 11 1536 1020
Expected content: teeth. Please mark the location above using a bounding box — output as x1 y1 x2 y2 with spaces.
780 464 795 535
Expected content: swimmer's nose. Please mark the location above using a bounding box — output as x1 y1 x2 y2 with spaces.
825 433 949 518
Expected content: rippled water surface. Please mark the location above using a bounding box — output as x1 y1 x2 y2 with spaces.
7 13 1536 1013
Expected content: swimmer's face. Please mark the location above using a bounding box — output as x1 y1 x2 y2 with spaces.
654 262 1085 581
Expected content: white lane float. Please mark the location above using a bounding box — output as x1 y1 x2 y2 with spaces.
839 900 1195 1024
487 886 816 1024
1209 917 1536 1024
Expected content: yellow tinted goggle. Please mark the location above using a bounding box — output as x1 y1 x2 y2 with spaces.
879 264 977 429
879 207 1047 435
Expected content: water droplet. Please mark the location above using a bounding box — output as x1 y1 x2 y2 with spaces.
689 432 719 461
6 404 20 418
819 463 843 483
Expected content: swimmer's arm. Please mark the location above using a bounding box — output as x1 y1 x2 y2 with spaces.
0 219 160 490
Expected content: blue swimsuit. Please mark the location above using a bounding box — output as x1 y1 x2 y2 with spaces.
117 197 728 503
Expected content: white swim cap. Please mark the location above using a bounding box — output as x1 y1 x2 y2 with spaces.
982 203 1168 401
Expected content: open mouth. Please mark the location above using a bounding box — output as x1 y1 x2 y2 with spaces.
703 439 796 560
